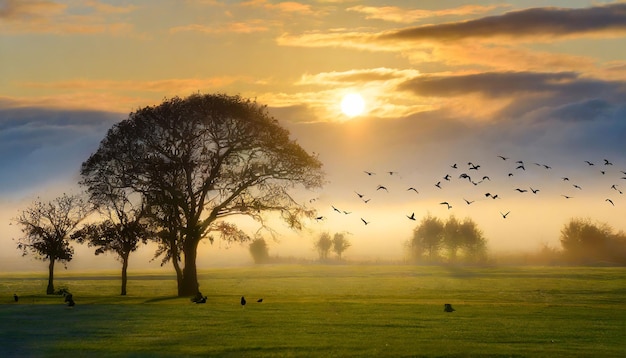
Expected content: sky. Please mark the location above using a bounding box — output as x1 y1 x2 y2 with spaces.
1 0 625 271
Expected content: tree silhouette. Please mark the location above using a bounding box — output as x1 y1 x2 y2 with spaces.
249 237 270 264
560 218 626 264
410 214 444 262
80 93 324 296
315 232 332 261
332 232 351 260
13 194 90 294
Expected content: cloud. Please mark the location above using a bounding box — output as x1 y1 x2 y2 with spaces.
378 3 626 42
0 0 136 35
347 4 509 24
0 105 122 197
240 0 315 15
170 21 271 34
397 71 626 122
296 67 420 86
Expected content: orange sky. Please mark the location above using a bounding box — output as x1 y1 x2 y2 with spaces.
1 0 625 270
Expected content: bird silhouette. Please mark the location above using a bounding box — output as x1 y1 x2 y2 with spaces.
355 191 364 198
444 303 455 312
515 188 528 193
562 195 573 199
451 163 458 169
443 174 451 181
364 171 375 176
584 161 594 166
241 296 247 307
482 176 490 181
516 165 525 171
469 163 480 170
530 187 540 194
604 159 613 165
257 298 263 303
606 199 614 206
13 294 18 302
440 202 452 210
315 216 325 221
573 184 582 190
407 213 416 220
498 155 509 160
464 198 474 205
435 181 442 189
361 218 370 225
562 177 570 181
332 205 341 213
376 185 388 192
500 211 510 219
407 187 419 194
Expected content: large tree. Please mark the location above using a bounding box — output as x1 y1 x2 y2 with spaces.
80 93 324 296
14 194 90 294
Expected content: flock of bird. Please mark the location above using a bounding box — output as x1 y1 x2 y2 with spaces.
313 156 624 227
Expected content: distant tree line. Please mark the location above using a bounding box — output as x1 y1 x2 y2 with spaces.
406 214 488 264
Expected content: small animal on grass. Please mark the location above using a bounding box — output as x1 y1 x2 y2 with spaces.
64 293 75 307
241 296 246 308
191 291 207 304
13 294 19 302
444 303 455 312
257 298 263 303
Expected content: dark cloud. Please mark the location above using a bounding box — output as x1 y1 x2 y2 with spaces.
0 106 122 196
379 3 626 42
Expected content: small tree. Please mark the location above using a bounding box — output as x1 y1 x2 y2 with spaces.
315 232 332 261
14 194 90 294
560 218 625 264
443 216 462 262
249 237 270 264
72 219 152 295
332 232 351 260
410 214 444 262
458 218 487 263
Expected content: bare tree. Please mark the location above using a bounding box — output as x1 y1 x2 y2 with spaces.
14 194 90 294
80 93 324 296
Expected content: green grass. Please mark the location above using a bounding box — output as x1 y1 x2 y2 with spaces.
1 265 625 357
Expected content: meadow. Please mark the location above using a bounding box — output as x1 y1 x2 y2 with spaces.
1 265 624 357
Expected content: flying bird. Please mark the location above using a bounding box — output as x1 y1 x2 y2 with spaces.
361 218 370 225
584 161 594 166
562 177 570 181
440 202 452 210
315 216 325 221
515 188 528 193
376 185 388 192
388 171 398 175
530 187 540 194
562 195 573 199
516 165 525 171
500 211 510 219
464 198 474 205
604 159 613 165
435 181 442 189
573 184 582 190
355 191 364 199
407 213 416 220
606 199 614 206
498 155 509 160
469 163 480 170
482 176 490 181
451 163 458 169
364 171 375 176
332 205 341 213
443 174 451 181
407 187 419 194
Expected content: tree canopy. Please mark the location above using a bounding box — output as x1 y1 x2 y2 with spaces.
80 93 324 296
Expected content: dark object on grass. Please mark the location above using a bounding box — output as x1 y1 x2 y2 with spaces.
241 296 246 307
64 293 75 307
191 291 207 304
14 294 19 302
444 303 455 312
257 298 263 303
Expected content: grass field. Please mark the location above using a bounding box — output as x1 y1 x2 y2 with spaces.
1 265 625 357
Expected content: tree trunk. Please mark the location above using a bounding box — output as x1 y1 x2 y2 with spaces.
178 240 199 297
46 259 55 295
121 254 129 296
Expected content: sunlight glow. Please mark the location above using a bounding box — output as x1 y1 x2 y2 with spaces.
340 93 365 117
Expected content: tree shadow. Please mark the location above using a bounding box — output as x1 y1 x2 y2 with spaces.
142 295 181 304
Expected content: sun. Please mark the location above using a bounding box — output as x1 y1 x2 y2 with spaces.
340 93 365 117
